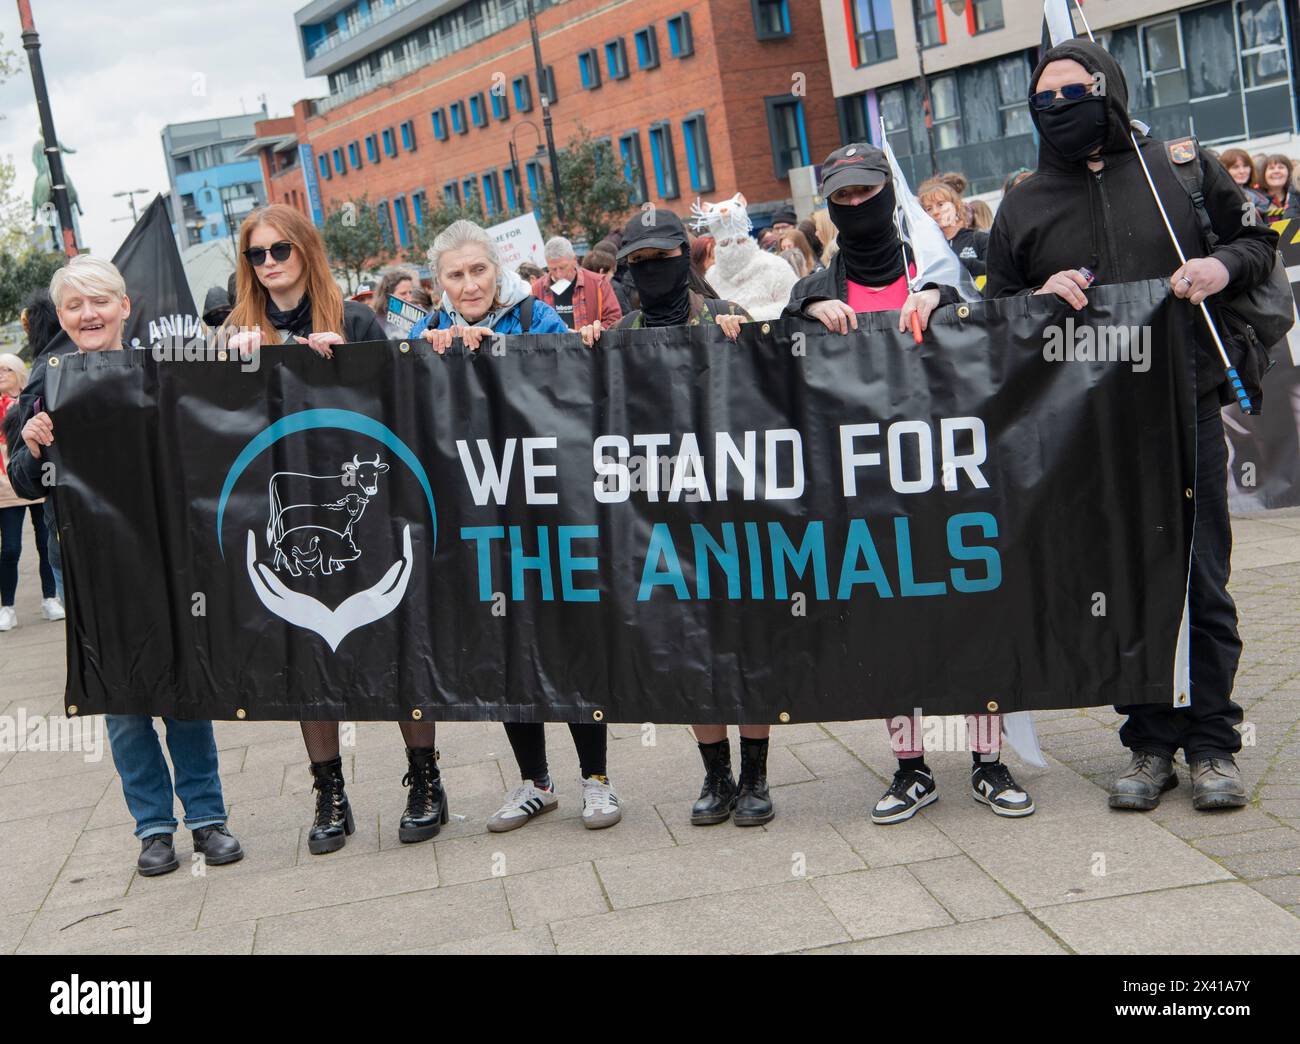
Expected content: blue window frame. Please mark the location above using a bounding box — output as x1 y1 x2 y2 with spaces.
524 159 544 205
482 170 501 217
462 175 478 210
332 147 346 174
491 88 509 120
376 199 393 247
365 134 379 163
381 128 397 157
512 75 532 112
633 26 660 70
579 49 601 90
393 195 410 248
431 108 448 141
400 120 415 151
469 92 487 128
412 190 426 227
764 96 810 178
450 101 467 134
605 38 628 80
443 181 461 206
647 121 678 199
682 112 714 193
318 153 331 180
347 141 361 168
751 0 791 38
618 130 647 203
503 165 520 210
667 12 694 57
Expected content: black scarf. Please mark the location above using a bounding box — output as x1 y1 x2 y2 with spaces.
829 183 905 287
266 294 313 337
631 254 692 327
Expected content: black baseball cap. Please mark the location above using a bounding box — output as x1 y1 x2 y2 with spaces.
616 209 689 260
819 143 891 197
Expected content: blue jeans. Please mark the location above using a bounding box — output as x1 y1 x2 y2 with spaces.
105 716 228 838
44 498 63 602
0 503 56 604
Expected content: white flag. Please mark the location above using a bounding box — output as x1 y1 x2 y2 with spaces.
1043 0 1077 47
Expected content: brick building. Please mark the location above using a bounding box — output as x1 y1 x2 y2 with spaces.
251 0 842 252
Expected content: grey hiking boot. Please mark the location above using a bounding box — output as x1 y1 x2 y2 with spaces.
1190 757 1248 810
1108 751 1177 811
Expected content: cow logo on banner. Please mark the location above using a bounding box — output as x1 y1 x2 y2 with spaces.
215 409 436 651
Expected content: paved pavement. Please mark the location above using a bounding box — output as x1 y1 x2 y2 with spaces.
1 510 1298 955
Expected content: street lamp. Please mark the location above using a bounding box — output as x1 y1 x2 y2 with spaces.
508 119 542 213
525 0 564 224
112 188 150 224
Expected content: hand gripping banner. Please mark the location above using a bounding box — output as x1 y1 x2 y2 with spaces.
46 278 1196 723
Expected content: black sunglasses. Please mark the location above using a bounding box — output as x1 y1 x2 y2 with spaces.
242 240 293 267
1029 82 1095 111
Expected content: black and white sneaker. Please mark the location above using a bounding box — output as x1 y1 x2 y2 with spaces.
871 765 938 824
971 760 1035 817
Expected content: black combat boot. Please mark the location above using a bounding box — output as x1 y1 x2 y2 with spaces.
399 747 449 842
308 756 354 855
734 736 775 826
690 739 738 826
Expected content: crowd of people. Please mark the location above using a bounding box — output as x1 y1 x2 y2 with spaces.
0 37 1276 877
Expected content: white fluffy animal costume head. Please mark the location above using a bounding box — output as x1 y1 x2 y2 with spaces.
691 193 760 280
691 194 799 321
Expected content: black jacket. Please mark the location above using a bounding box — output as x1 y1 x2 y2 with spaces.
782 249 961 318
950 228 989 278
268 298 386 342
985 38 1278 400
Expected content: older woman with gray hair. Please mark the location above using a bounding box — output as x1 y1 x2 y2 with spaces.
412 220 622 832
411 220 568 349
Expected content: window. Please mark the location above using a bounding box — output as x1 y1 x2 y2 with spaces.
431 108 448 141
995 55 1032 136
647 121 679 199
837 93 869 144
1139 17 1188 107
469 92 488 127
914 0 942 49
764 96 809 178
682 112 714 192
971 0 1003 33
461 175 478 209
382 127 397 157
400 120 416 151
850 0 897 65
619 130 647 203
929 73 961 149
525 158 545 205
412 190 427 227
450 101 467 134
503 165 520 210
879 87 913 156
541 65 558 103
365 134 380 163
513 75 533 112
333 147 346 174
667 12 694 57
318 153 331 180
376 199 393 247
605 38 629 80
633 26 660 70
752 0 791 39
443 181 461 207
491 87 509 120
482 170 501 216
579 49 602 89
1239 0 1288 89
393 195 410 248
348 141 361 168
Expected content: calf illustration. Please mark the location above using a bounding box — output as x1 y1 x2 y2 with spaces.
266 455 389 576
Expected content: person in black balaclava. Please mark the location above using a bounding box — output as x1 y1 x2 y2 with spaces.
986 38 1279 814
578 209 751 340
782 143 960 336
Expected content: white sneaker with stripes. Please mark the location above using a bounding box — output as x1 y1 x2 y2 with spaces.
580 775 622 830
487 780 558 832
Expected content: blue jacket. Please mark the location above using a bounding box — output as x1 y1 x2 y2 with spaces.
409 296 569 338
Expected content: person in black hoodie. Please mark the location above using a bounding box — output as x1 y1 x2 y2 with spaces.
986 38 1278 813
223 204 449 854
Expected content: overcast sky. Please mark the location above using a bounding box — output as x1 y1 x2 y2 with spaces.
0 0 327 255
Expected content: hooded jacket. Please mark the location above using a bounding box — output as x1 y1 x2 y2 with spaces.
984 38 1278 401
409 267 568 337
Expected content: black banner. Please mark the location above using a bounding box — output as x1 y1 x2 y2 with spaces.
46 279 1196 723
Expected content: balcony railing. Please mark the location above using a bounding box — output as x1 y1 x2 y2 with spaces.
313 0 550 113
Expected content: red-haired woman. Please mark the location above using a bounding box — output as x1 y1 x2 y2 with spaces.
224 204 448 854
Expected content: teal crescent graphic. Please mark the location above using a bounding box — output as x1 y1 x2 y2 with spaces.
216 408 436 559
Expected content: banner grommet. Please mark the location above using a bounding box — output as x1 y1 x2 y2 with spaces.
48 355 60 368
399 342 410 353
1184 488 1193 499
217 351 228 362
986 700 999 712
411 708 423 720
778 711 790 723
761 323 771 334
67 704 77 716
592 709 604 722
956 305 970 319
235 708 246 719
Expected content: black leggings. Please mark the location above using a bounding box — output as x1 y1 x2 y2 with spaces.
503 723 607 781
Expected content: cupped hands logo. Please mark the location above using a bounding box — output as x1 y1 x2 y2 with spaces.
218 410 435 651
